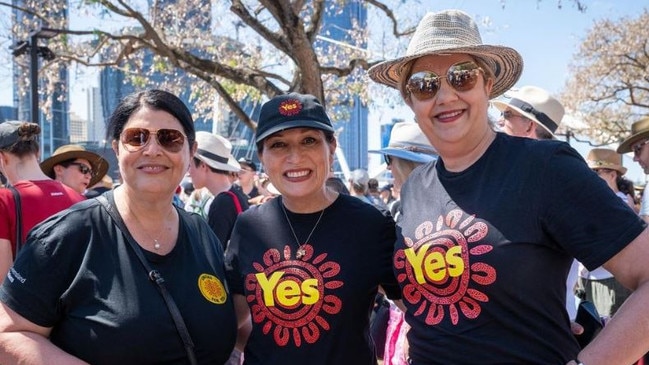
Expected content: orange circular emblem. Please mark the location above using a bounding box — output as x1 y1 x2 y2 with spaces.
198 274 227 304
278 99 302 116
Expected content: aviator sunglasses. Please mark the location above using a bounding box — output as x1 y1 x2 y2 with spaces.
120 128 187 153
406 61 484 101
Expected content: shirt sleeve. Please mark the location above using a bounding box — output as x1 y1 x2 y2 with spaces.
540 144 646 270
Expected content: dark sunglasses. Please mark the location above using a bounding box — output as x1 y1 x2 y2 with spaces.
120 128 187 153
383 154 392 166
68 162 94 176
406 61 484 101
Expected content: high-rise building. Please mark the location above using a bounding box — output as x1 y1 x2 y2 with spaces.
319 2 369 173
12 0 70 159
100 0 213 133
86 86 105 142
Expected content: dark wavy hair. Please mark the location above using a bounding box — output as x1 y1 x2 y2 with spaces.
106 89 196 149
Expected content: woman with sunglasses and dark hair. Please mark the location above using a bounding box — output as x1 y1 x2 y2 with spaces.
225 93 400 365
0 122 85 280
368 9 649 365
0 90 236 364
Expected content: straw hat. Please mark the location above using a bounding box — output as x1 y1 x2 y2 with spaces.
491 86 565 137
586 148 627 175
369 122 438 163
617 117 649 154
40 144 109 187
194 131 241 172
367 9 523 99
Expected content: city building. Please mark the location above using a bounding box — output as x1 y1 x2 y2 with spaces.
11 0 70 159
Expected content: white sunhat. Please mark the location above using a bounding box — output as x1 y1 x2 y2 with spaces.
491 85 565 137
194 131 241 172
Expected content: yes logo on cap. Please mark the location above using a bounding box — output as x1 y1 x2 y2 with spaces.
279 99 302 117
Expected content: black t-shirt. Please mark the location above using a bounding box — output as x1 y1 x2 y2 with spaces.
207 185 250 250
225 194 399 365
0 195 237 365
396 133 645 364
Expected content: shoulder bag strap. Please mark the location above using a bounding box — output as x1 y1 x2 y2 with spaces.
96 194 198 365
8 186 23 256
224 190 242 214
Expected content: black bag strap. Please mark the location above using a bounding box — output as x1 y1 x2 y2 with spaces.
96 193 197 365
8 186 23 256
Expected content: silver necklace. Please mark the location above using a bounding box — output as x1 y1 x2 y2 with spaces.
128 205 174 250
281 203 325 259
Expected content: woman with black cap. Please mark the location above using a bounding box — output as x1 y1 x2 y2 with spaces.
225 92 400 365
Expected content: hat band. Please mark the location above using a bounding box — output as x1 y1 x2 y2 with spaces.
197 148 229 164
509 98 557 132
388 142 436 155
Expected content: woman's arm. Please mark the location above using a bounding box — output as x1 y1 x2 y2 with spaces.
573 227 649 365
233 294 252 352
0 303 88 365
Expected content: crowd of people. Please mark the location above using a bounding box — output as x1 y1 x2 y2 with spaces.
1 7 649 365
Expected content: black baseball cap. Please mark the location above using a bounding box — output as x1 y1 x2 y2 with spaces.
255 93 335 143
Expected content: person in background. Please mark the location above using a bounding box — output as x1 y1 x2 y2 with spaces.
40 144 109 196
0 90 236 364
325 173 350 195
348 168 372 204
369 121 437 365
225 93 400 365
368 9 649 364
236 157 260 200
618 117 649 224
0 121 84 279
578 148 634 319
189 131 248 249
379 184 395 207
366 178 386 209
84 174 114 199
492 85 565 140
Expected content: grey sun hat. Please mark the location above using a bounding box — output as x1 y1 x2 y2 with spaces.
369 122 438 164
367 9 523 99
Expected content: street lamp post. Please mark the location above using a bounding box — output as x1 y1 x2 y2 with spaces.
11 26 61 153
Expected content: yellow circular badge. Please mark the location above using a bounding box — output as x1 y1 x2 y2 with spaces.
198 274 227 304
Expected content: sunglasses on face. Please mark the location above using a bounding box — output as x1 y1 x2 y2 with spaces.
501 110 529 121
406 61 484 101
120 128 187 153
68 162 94 176
383 154 392 166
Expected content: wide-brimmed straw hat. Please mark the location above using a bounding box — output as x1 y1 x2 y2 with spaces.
367 9 523 99
194 131 241 172
587 148 627 175
492 86 565 137
40 144 109 187
617 117 649 154
369 122 438 163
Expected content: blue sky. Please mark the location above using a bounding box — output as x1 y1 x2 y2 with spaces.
2 0 647 181
372 0 648 183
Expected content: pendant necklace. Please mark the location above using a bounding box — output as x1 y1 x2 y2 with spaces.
281 203 325 259
128 205 174 250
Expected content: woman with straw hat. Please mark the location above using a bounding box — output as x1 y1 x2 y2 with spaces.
368 9 649 365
